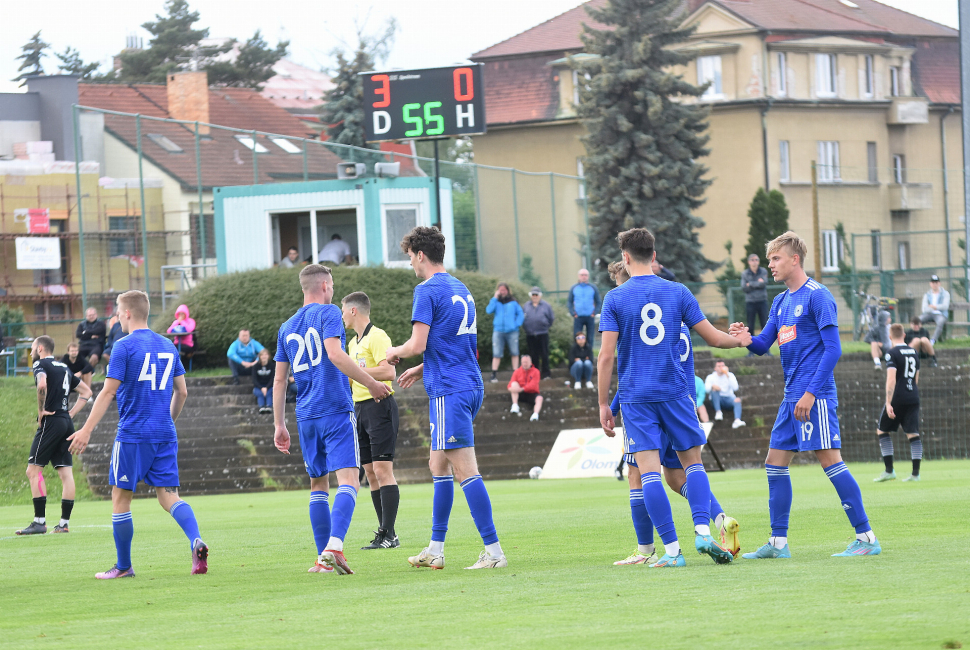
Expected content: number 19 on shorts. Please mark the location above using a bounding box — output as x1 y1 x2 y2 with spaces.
801 421 814 441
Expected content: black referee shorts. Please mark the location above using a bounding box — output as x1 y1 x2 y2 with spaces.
28 415 75 468
878 402 920 434
355 395 399 465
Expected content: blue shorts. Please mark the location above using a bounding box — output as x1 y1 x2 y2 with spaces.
298 411 359 478
429 389 484 451
492 330 519 358
770 397 841 452
110 440 179 492
623 430 682 470
622 398 706 454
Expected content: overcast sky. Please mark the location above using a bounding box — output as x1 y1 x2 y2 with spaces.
0 0 960 94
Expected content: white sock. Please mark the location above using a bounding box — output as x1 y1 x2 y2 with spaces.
34 517 45 524
857 530 876 544
429 540 444 555
664 541 681 557
770 535 787 549
325 536 343 552
638 543 655 555
59 519 69 527
695 524 711 536
485 541 504 559
713 513 725 530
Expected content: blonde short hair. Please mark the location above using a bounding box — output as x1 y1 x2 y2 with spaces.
766 231 808 267
117 290 150 321
608 261 629 284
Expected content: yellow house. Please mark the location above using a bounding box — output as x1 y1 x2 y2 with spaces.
470 0 963 295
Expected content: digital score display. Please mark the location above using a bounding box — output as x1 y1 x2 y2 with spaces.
361 64 486 142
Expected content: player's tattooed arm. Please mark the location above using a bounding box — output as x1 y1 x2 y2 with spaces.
35 373 48 421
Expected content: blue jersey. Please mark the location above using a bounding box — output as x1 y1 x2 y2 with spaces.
275 303 353 421
411 272 484 399
767 278 839 402
600 275 705 403
107 329 185 443
678 324 695 379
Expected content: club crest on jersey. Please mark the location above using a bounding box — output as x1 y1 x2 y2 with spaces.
794 304 803 317
778 324 797 346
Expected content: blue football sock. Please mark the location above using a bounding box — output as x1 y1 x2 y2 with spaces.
824 462 871 534
766 464 792 537
709 491 725 522
641 473 677 544
629 489 653 545
431 476 454 543
111 512 133 570
460 475 498 545
330 485 358 542
684 464 713 529
308 491 330 554
169 500 202 548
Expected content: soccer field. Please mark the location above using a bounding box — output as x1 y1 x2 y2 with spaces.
1 462 968 649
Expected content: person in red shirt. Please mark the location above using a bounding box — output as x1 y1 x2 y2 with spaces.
508 355 543 422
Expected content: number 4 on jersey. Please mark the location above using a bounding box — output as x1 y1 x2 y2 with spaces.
138 352 174 390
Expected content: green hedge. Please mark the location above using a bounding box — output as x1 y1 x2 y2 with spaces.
154 266 573 369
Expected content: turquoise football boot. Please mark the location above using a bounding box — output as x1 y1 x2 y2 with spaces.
695 534 733 564
650 552 686 568
741 542 791 559
832 539 881 556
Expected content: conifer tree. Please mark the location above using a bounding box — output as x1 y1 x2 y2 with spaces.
575 0 715 283
55 47 101 80
743 188 790 262
12 31 49 86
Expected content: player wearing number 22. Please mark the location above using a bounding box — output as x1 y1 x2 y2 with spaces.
731 231 880 558
387 226 507 570
598 228 750 568
273 264 392 575
70 290 208 579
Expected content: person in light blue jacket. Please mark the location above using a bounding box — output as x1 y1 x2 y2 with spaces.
568 269 600 340
227 329 265 385
486 282 524 383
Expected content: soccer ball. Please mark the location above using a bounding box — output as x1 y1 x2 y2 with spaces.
529 466 543 480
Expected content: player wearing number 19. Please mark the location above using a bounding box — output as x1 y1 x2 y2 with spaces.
69 290 209 579
387 226 507 570
598 228 748 568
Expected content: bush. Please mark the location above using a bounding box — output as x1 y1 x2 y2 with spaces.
154 266 573 370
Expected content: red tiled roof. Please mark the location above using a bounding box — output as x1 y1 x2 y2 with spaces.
78 83 345 189
472 0 609 59
911 39 961 104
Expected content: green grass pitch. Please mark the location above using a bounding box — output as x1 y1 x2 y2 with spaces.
1 462 968 649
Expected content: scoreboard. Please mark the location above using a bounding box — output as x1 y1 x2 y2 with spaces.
361 64 486 143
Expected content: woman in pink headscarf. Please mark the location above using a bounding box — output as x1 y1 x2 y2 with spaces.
167 304 196 356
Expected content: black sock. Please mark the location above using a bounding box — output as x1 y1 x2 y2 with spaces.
878 433 894 472
380 484 400 536
910 435 923 476
33 496 47 521
370 489 383 526
61 499 75 523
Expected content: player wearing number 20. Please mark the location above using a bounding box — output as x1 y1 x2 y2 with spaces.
598 229 750 568
731 231 880 558
70 290 208 579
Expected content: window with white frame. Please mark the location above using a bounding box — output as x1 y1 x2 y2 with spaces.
776 52 787 96
822 229 843 272
577 158 586 199
892 154 906 183
817 141 841 182
234 135 269 153
697 55 723 99
383 205 419 266
779 140 791 182
271 137 301 154
867 142 878 183
890 66 901 96
897 241 910 270
863 55 874 97
815 53 837 98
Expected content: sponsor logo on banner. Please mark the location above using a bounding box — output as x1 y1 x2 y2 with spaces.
778 324 797 346
15 237 61 270
540 428 625 479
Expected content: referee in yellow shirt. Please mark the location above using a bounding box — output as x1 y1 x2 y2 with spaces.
341 292 401 549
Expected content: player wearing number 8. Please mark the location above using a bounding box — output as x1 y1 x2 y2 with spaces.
70 290 209 579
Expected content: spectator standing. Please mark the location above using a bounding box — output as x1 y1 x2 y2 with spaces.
318 234 353 266
61 342 94 387
102 315 126 367
919 275 950 344
279 246 300 268
905 316 938 367
486 282 524 383
508 355 543 421
568 269 600 340
522 287 555 379
166 305 196 358
568 332 594 389
76 307 107 368
252 348 275 414
741 253 770 341
704 360 746 429
227 329 264 385
651 259 676 282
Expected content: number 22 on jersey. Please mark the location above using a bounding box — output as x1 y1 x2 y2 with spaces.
453 294 477 336
138 352 175 390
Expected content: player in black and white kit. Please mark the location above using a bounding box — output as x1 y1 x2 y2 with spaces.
873 324 922 483
16 336 92 535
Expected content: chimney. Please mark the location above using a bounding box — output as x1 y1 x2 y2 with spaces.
167 71 210 134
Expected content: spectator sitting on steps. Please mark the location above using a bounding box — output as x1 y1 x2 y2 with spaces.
568 332 595 390
919 274 950 345
166 304 196 360
486 282 524 383
252 348 275 414
905 316 938 367
508 354 543 422
227 329 264 385
704 360 746 429
61 342 94 387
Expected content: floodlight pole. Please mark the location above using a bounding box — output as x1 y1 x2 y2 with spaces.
433 139 442 228
960 1 970 302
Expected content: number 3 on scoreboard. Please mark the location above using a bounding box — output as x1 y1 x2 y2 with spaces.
372 74 390 108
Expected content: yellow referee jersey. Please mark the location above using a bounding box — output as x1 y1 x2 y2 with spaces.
346 322 395 402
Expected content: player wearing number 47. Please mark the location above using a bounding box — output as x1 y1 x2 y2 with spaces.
70 290 210 579
729 231 880 558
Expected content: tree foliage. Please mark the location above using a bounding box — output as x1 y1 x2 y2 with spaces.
55 47 101 80
202 31 289 89
12 31 49 86
743 188 790 262
575 0 715 284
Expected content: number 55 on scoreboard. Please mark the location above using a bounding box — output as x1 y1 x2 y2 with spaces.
361 64 487 143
